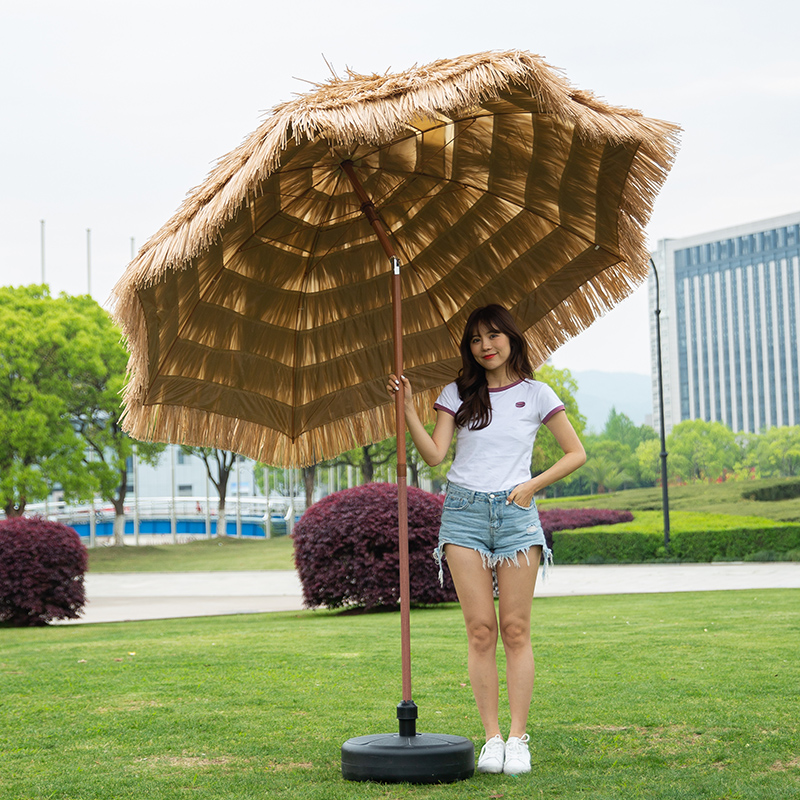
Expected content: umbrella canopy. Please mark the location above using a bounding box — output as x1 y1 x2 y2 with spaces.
111 49 679 467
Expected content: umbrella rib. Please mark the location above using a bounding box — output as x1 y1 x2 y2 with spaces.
353 107 630 256
381 163 614 255
232 111 536 256
245 169 604 259
288 169 366 443
329 160 465 353
234 157 370 261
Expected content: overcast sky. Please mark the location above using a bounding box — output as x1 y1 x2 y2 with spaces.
2 0 798 376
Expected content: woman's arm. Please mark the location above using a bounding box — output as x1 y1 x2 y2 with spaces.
507 409 586 508
387 374 456 467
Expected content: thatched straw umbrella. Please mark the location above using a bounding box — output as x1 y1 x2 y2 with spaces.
111 49 680 782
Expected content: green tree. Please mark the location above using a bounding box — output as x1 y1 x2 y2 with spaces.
256 464 298 496
581 455 634 493
329 440 397 484
748 426 800 478
603 407 657 452
636 438 662 484
583 408 660 491
180 447 237 536
583 439 636 493
531 364 587 493
66 295 164 545
667 419 740 482
0 286 93 516
301 465 316 510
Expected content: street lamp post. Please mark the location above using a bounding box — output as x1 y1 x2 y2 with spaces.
650 258 671 549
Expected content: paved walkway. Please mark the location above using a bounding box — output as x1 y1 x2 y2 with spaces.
56 563 800 625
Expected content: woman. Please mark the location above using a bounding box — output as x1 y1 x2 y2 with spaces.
388 304 585 776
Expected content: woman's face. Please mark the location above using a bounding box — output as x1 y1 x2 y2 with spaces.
469 323 512 376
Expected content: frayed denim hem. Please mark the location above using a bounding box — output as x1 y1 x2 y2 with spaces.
433 542 553 587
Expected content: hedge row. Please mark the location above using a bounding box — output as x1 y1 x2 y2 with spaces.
553 524 800 564
742 479 800 502
538 508 633 551
539 509 634 532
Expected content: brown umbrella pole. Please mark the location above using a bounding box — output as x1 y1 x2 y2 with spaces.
341 161 415 721
339 162 474 782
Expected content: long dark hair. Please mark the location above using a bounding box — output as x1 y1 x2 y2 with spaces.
454 304 533 430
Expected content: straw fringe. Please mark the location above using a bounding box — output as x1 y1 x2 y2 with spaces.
120 384 443 467
110 49 680 467
110 49 678 299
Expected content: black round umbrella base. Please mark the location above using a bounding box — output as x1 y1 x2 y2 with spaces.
341 733 474 784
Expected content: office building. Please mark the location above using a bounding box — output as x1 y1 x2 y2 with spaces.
650 210 800 433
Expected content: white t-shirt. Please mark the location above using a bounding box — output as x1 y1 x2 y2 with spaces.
434 378 565 493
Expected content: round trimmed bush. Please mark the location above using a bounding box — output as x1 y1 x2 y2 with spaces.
0 517 88 626
293 483 456 610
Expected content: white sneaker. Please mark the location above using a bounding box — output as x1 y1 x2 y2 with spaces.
503 734 531 775
477 735 505 773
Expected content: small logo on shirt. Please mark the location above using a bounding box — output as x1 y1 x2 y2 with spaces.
515 401 526 408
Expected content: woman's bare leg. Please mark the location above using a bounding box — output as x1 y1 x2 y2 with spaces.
496 546 541 738
444 543 501 740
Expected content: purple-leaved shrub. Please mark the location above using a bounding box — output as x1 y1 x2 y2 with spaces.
293 483 457 610
0 516 88 626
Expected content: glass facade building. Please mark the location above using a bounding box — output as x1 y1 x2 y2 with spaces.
650 211 800 433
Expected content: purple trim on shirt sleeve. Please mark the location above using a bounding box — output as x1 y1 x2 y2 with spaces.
542 404 566 424
433 403 456 417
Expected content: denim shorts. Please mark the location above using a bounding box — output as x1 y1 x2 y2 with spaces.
433 482 553 586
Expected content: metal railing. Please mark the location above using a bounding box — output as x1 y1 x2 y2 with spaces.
17 496 307 547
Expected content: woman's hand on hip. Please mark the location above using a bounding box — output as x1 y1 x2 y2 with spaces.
507 481 536 509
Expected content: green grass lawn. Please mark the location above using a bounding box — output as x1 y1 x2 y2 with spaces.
542 478 800 522
2 590 799 799
566 509 785 534
87 535 295 573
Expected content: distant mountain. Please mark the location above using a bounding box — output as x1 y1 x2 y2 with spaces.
570 370 653 433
